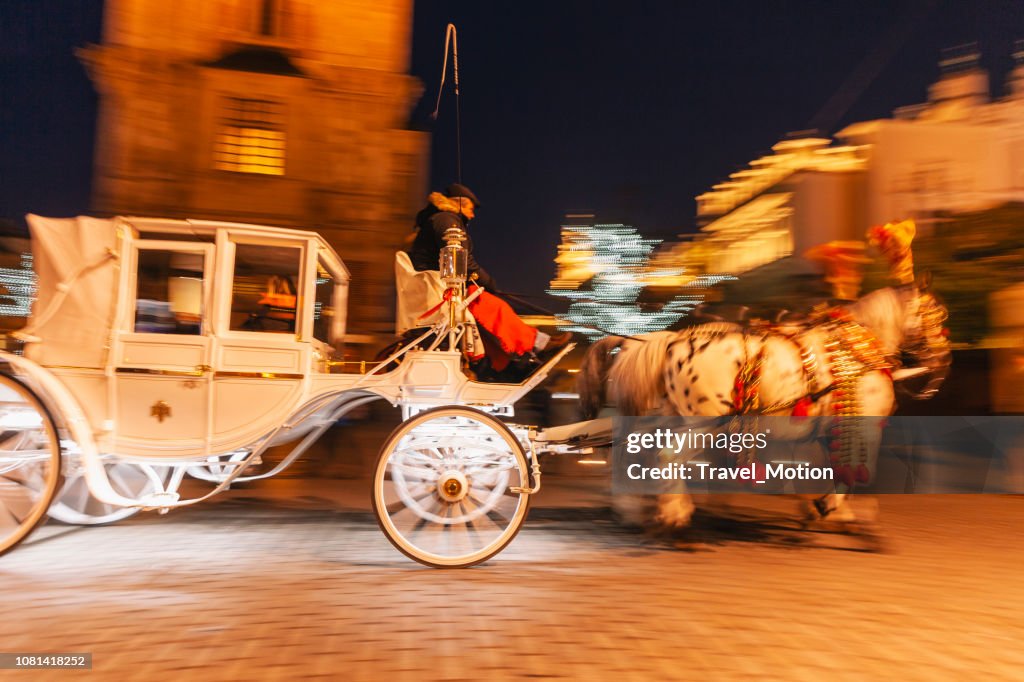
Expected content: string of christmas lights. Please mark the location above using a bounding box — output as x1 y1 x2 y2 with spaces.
0 253 37 317
548 221 733 339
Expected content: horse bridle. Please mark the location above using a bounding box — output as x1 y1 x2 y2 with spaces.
896 284 951 399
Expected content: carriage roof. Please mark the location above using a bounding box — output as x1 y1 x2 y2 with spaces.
21 214 349 369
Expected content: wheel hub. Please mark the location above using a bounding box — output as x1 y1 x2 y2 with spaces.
437 469 469 503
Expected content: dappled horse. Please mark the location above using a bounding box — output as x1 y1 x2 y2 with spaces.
577 281 950 535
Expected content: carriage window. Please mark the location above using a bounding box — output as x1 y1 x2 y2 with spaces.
313 261 337 345
134 250 205 334
230 243 302 333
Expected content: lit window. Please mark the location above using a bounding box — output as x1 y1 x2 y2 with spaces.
260 0 280 36
214 98 285 176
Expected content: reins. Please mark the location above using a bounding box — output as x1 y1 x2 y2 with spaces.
497 289 648 342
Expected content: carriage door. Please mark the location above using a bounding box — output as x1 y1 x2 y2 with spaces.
114 241 214 455
210 238 308 443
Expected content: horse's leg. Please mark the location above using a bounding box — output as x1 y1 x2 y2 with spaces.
654 445 695 530
654 331 747 531
654 491 695 529
798 492 854 524
612 494 658 529
776 431 855 522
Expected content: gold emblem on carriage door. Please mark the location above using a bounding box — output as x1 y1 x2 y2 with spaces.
151 400 172 423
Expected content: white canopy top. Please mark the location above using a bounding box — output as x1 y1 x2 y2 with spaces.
19 215 351 369
21 215 120 369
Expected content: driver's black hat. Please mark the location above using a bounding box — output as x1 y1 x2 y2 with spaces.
445 183 481 208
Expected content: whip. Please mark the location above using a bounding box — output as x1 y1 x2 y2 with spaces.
431 23 462 185
429 26 643 345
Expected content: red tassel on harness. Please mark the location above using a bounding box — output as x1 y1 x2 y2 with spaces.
792 397 812 417
837 465 855 487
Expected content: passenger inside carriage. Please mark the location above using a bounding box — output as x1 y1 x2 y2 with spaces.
134 249 204 335
402 183 572 379
230 243 301 333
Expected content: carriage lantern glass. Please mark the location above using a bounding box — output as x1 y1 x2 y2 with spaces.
440 226 468 289
313 261 339 346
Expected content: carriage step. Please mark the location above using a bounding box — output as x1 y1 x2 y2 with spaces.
140 491 181 512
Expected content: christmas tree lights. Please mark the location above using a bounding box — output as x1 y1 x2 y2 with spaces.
0 253 36 317
548 221 732 339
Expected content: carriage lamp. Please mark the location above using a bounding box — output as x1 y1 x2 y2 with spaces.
440 226 468 290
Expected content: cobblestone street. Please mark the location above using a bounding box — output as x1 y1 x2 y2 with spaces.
2 475 1023 680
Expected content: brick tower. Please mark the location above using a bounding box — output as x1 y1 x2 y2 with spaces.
80 0 429 340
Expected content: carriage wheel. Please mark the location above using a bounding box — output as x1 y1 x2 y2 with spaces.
48 461 175 526
372 406 531 568
0 374 62 557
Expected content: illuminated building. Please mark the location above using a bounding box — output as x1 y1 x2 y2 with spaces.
78 0 429 337
548 216 731 339
688 45 1024 277
0 253 36 318
694 137 866 275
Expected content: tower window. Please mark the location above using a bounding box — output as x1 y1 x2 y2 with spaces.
260 0 279 36
214 98 285 176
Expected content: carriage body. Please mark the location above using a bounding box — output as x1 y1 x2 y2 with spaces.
0 215 572 567
13 215 557 461
18 215 352 460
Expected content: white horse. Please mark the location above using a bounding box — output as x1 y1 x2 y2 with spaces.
578 284 950 533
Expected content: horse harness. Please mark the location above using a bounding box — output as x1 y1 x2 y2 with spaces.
731 309 892 414
730 308 895 488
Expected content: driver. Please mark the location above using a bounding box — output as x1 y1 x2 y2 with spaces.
408 183 572 371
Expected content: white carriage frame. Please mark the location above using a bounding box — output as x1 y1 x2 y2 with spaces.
4 216 573 515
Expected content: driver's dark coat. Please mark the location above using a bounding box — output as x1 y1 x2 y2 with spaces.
407 196 497 291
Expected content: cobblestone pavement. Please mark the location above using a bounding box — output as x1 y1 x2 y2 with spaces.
2 474 1023 681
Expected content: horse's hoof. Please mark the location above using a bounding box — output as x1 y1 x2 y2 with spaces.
642 523 679 541
835 519 889 552
811 496 834 519
797 501 819 527
653 508 694 530
856 524 890 553
865 535 889 553
652 518 689 532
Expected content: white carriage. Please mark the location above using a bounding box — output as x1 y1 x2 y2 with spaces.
0 215 573 567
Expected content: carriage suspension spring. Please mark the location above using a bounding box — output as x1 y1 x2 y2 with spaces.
510 428 542 495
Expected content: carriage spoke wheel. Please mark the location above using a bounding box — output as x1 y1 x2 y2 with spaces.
48 460 175 526
373 406 531 567
0 374 61 557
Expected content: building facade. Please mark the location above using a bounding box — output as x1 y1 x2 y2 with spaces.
688 49 1024 276
79 0 429 340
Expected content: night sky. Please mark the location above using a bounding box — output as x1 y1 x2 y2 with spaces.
2 1 1023 297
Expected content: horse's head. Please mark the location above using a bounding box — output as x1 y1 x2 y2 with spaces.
895 279 951 399
847 279 951 399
